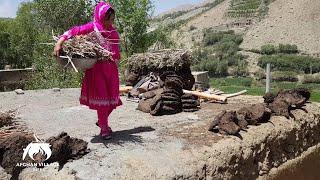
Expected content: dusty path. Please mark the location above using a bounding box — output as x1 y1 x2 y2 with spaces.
0 88 319 179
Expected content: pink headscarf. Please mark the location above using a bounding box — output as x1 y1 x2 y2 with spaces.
94 2 114 36
93 2 120 54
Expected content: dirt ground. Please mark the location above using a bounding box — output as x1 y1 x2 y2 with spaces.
166 101 250 147
0 88 319 179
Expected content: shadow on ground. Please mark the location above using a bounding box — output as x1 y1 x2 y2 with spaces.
90 126 155 146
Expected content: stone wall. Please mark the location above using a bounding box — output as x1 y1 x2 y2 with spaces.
0 68 33 91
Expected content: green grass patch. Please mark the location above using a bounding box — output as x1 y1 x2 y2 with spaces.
209 77 320 102
310 91 320 102
217 86 265 96
210 77 253 87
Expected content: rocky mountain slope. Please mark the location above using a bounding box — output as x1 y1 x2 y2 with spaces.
161 0 320 55
240 0 320 55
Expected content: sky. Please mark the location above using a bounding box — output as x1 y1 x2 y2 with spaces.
0 0 204 18
152 0 204 15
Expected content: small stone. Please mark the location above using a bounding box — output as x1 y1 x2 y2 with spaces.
14 89 24 94
53 88 61 92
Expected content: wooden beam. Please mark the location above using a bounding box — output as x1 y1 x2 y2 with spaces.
225 90 247 98
183 90 227 102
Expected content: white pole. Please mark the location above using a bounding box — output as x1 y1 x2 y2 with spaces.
266 63 271 93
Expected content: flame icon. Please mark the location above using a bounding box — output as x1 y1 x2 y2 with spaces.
22 134 52 161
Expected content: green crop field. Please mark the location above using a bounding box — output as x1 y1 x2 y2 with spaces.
227 0 273 18
210 77 320 102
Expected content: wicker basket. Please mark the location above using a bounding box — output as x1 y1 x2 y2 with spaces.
56 56 97 71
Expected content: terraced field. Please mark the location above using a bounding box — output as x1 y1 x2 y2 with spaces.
227 0 270 18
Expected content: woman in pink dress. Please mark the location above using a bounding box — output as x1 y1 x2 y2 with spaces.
54 2 122 140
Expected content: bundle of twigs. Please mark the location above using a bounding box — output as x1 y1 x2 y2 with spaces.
52 32 114 72
127 49 194 72
53 32 113 61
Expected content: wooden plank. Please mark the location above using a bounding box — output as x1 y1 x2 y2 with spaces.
183 90 227 102
119 86 133 93
225 90 247 98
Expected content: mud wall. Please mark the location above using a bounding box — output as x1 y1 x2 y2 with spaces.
174 103 320 179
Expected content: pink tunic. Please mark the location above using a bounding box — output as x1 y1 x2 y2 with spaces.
61 2 122 110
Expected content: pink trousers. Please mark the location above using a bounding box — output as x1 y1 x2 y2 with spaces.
97 107 113 134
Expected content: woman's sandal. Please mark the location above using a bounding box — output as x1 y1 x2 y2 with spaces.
100 127 112 140
100 133 112 140
96 122 113 133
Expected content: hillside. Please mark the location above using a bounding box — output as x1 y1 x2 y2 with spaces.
149 1 221 33
170 0 235 49
240 0 320 55
161 0 319 55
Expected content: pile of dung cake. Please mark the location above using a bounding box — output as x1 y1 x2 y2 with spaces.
151 73 184 115
137 72 200 116
181 94 200 112
0 132 89 178
125 49 195 90
208 88 311 136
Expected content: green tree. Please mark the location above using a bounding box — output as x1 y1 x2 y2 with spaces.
33 0 92 33
8 2 38 68
146 26 175 50
22 0 95 89
108 0 153 55
0 19 13 68
26 33 83 90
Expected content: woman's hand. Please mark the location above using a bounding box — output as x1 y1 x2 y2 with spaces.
54 44 62 56
53 37 66 56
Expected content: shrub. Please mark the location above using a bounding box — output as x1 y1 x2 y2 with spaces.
259 44 299 55
216 41 239 54
233 35 243 45
146 26 175 50
254 70 266 80
193 29 245 77
204 32 224 46
272 71 298 82
278 44 298 54
258 54 320 73
261 44 276 55
26 35 82 90
301 74 320 84
203 30 242 47
234 60 248 77
215 60 228 77
192 59 228 77
226 53 244 66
